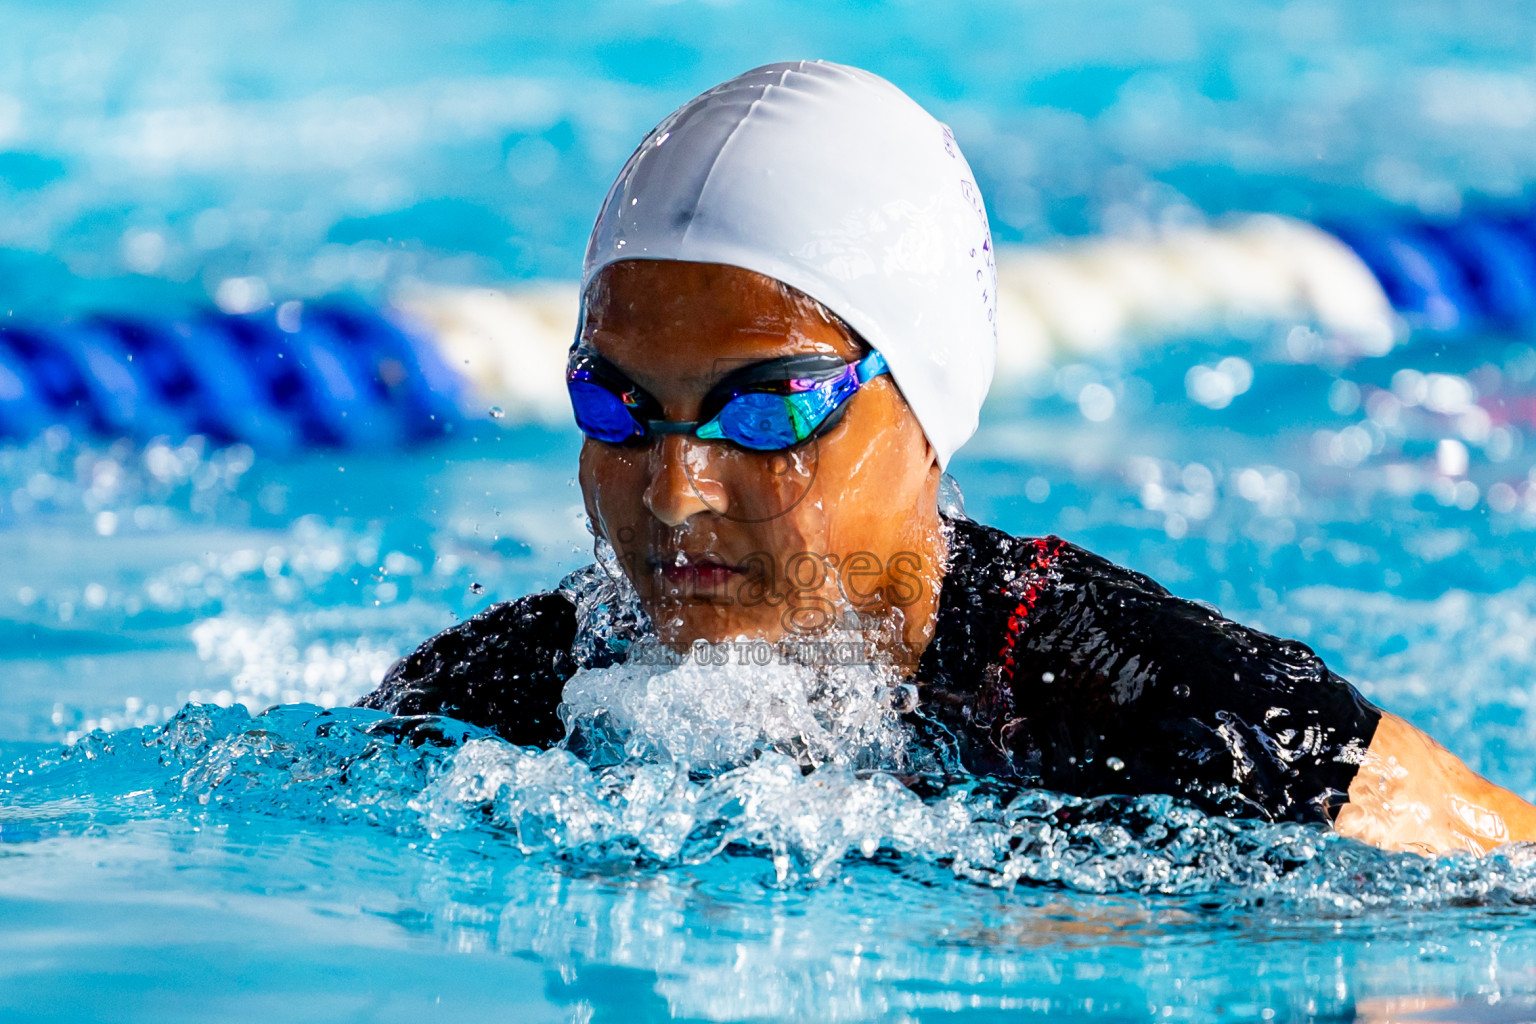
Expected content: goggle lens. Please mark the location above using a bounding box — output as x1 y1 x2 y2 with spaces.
567 349 884 452
714 391 802 450
568 380 642 443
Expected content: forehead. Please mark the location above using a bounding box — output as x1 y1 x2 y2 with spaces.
582 260 861 389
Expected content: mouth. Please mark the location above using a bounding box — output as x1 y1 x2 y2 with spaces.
649 551 744 593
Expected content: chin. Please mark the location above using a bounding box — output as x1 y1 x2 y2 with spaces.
648 603 790 649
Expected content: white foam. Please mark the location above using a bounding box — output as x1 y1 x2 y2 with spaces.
559 646 914 773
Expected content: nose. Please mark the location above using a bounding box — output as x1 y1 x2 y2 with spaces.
643 435 729 526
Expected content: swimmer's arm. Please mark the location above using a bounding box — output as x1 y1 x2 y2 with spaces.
355 592 576 746
1333 711 1536 856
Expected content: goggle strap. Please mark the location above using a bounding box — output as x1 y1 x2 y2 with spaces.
856 349 888 384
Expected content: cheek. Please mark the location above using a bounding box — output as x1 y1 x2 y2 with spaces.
717 451 831 558
579 442 647 533
825 396 932 523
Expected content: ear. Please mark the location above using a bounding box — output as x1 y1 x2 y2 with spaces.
923 438 942 478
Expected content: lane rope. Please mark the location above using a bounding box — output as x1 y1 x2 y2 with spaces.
6 210 1534 447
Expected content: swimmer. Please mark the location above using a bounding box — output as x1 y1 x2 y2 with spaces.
360 61 1536 857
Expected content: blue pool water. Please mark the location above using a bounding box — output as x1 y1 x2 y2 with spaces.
6 330 1536 1021
6 2 1536 1021
7 0 1536 315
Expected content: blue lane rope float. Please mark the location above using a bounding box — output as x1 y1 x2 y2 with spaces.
1320 221 1475 334
1424 218 1536 327
1320 209 1536 337
0 324 97 438
3 206 1536 450
0 338 52 439
0 302 466 448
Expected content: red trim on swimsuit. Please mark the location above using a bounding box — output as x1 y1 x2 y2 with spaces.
996 536 1064 686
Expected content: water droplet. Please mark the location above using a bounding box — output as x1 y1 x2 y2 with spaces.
1173 684 1191 699
488 407 505 420
938 473 967 517
1106 757 1125 772
469 582 484 594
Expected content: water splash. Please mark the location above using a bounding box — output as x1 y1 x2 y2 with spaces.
560 651 914 773
189 612 400 711
10 699 1536 905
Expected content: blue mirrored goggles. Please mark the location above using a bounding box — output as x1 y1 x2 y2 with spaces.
566 347 889 451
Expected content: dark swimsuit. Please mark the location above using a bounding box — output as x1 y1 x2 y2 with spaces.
359 516 1381 823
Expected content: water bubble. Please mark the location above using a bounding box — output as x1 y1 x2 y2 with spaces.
1106 756 1126 772
121 229 166 274
1437 439 1470 477
1187 358 1254 410
214 276 268 315
275 300 303 333
469 582 485 594
1424 374 1475 415
488 407 505 420
1328 379 1361 416
1078 383 1117 422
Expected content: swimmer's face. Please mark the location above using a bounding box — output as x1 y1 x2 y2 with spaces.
578 260 945 652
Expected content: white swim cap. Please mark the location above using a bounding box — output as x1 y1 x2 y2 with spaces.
582 60 997 469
